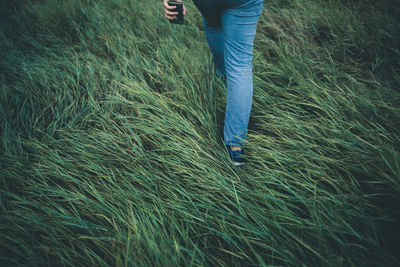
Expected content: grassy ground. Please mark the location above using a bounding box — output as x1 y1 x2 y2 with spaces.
1 0 399 265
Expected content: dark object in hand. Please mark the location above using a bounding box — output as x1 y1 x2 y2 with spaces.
168 1 184 24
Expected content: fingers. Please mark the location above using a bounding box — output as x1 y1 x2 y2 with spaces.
163 0 177 11
165 14 176 20
164 9 178 20
163 0 178 19
165 9 178 16
163 1 187 20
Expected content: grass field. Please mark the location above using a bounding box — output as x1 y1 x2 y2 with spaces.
1 0 400 265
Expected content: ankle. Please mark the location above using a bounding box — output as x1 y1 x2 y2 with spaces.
231 146 243 151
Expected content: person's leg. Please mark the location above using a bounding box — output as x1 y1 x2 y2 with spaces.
192 0 225 77
193 0 225 77
222 0 263 148
203 20 225 77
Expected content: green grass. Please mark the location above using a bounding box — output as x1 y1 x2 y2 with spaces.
1 0 399 266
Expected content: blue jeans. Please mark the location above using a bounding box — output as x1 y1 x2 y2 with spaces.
192 0 263 147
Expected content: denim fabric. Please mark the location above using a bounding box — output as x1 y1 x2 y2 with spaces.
192 0 263 147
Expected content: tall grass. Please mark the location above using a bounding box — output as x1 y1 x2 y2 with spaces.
1 0 399 265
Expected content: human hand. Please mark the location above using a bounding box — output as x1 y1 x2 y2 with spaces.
163 0 186 20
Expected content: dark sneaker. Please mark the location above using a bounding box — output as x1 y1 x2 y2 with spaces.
226 145 245 166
